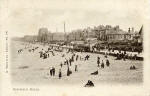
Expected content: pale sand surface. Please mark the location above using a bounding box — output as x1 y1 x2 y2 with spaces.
10 41 143 86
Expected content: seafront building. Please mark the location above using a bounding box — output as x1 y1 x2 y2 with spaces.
23 25 143 45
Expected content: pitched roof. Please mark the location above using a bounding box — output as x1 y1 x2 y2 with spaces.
139 25 143 35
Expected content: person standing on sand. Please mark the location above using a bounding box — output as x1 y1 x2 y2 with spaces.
75 64 78 72
67 67 70 76
52 67 55 76
50 67 52 76
72 55 74 62
69 58 72 66
47 53 49 57
101 60 104 68
59 69 62 79
66 59 69 65
97 59 100 67
39 50 43 58
97 56 100 67
106 59 110 67
76 55 79 61
60 62 63 68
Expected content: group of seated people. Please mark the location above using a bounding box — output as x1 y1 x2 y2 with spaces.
130 65 136 70
84 80 94 87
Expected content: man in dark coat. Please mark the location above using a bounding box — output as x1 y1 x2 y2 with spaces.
75 65 78 72
97 59 100 67
66 60 69 65
69 59 72 66
67 67 70 76
39 51 43 58
97 57 100 67
101 60 104 68
50 68 52 76
52 67 55 76
72 55 74 62
59 69 62 79
106 59 110 67
76 55 79 61
47 53 49 57
43 53 47 59
60 63 63 68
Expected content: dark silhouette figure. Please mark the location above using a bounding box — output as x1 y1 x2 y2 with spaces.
123 55 126 61
97 59 100 67
97 56 100 67
66 60 69 65
59 69 62 79
69 59 72 66
50 68 52 76
91 70 98 75
106 59 110 67
43 53 47 59
75 65 78 72
67 67 70 76
101 60 104 68
52 67 55 76
84 80 94 87
47 53 49 57
39 51 43 58
60 63 63 68
130 65 136 70
76 55 79 61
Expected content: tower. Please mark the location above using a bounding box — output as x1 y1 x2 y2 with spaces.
64 22 66 41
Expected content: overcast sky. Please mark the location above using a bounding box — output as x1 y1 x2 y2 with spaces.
4 0 145 37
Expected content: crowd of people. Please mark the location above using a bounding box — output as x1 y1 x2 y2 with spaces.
16 42 138 86
91 45 143 61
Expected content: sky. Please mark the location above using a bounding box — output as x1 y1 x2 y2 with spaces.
2 0 146 37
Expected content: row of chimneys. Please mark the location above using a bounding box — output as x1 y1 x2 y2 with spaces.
128 27 134 33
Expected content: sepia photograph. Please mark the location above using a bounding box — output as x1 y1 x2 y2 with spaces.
9 1 143 86
1 0 150 96
11 25 143 86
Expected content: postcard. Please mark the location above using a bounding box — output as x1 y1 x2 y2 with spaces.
0 0 150 96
